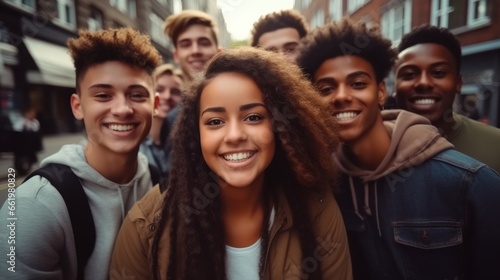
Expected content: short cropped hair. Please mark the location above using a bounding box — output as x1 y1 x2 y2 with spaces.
164 10 219 47
153 63 184 82
250 9 309 47
298 18 397 83
397 24 462 70
67 27 162 92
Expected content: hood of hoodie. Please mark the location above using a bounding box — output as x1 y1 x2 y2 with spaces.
334 109 454 183
40 144 151 219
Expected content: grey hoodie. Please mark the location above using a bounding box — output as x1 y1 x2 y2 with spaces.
0 144 154 280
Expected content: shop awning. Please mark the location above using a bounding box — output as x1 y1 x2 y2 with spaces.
23 37 75 88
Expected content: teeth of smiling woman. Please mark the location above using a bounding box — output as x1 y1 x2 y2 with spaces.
108 124 134 132
335 112 358 121
223 152 253 162
414 98 435 105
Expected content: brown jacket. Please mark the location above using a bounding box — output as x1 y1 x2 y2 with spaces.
110 185 352 279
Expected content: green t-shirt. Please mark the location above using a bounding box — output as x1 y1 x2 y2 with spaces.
446 113 500 173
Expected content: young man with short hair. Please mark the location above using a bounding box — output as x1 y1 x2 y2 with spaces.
0 27 161 279
394 24 500 172
250 9 309 64
298 19 500 280
161 10 221 169
164 9 220 81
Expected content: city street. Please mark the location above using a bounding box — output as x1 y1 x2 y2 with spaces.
0 132 86 205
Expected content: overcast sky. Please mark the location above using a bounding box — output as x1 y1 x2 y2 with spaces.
218 0 296 41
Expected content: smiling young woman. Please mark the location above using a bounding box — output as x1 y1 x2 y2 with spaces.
110 47 353 280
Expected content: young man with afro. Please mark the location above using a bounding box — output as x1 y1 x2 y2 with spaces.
297 18 500 280
0 27 161 279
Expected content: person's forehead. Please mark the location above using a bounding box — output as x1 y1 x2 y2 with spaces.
398 43 456 64
177 24 216 43
258 27 301 48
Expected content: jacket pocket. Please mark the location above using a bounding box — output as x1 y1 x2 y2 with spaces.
393 220 463 249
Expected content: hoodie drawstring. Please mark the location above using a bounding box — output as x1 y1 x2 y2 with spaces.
349 176 364 220
363 183 372 216
350 177 382 237
117 187 126 220
374 181 381 237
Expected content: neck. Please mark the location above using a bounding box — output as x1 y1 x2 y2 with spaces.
347 118 391 170
220 177 265 216
434 112 456 138
84 144 138 184
149 117 163 145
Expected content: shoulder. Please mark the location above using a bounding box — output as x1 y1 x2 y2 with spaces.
432 149 488 172
456 114 500 137
127 184 164 225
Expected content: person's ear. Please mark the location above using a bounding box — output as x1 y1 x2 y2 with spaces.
378 81 388 109
70 93 84 120
173 49 180 64
153 93 160 117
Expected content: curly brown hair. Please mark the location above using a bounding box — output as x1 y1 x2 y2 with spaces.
67 27 162 92
152 47 341 279
250 9 309 47
298 18 396 83
164 10 219 47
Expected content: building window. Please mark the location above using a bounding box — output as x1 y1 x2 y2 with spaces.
5 0 35 11
329 0 343 21
348 0 369 13
432 0 490 29
87 7 103 31
55 0 76 27
381 0 412 45
467 0 489 25
310 9 325 28
150 13 170 49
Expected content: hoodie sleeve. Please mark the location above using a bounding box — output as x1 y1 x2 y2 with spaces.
466 165 500 279
0 176 76 279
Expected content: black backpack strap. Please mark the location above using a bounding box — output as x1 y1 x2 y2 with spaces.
24 164 95 280
148 163 160 186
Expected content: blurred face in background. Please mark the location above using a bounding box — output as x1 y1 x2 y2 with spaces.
258 27 302 64
173 24 219 80
155 73 182 119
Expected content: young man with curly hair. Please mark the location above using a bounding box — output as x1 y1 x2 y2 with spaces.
0 27 161 279
250 9 309 64
394 24 500 173
297 18 500 279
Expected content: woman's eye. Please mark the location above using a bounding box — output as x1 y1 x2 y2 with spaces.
206 119 223 126
245 114 263 122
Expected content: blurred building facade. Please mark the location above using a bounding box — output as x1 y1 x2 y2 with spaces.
0 0 229 134
295 0 500 127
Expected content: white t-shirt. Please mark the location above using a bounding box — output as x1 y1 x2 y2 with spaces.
225 208 275 280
